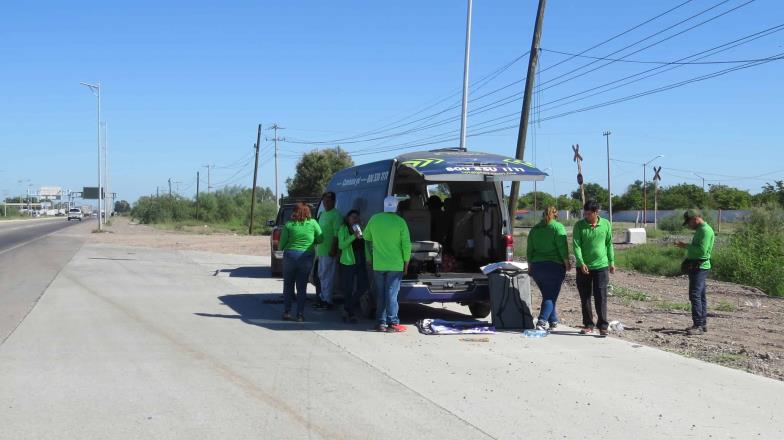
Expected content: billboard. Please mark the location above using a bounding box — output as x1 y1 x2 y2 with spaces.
82 187 105 200
39 186 62 199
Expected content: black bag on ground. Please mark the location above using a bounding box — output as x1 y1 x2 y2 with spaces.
488 271 534 329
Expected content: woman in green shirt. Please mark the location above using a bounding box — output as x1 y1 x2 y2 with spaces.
337 209 368 324
279 202 322 322
526 206 571 330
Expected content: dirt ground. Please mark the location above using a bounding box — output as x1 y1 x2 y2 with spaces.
537 270 784 381
92 217 269 256
93 217 783 381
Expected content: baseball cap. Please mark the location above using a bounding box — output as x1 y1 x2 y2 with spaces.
383 196 399 212
683 208 701 226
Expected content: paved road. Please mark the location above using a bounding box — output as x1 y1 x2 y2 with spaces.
1 241 782 439
0 218 91 343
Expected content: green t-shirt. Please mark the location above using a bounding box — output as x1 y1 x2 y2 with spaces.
316 208 342 257
279 219 322 253
364 212 411 272
687 222 715 269
573 217 615 270
527 220 568 265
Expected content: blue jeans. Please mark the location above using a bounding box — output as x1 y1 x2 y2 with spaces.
317 255 337 304
342 255 368 316
531 261 566 325
283 250 314 316
373 271 403 325
688 268 709 327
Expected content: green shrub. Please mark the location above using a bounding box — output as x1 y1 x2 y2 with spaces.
712 208 784 297
610 284 650 301
658 214 685 233
713 300 737 312
657 301 691 311
615 244 684 277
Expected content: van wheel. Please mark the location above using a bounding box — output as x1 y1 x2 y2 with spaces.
469 303 491 318
358 290 376 319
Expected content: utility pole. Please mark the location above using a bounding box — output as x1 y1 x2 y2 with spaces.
458 0 473 152
202 164 214 193
642 154 663 227
694 173 706 192
603 130 612 224
80 81 102 230
507 0 547 222
196 171 200 220
653 166 662 230
249 124 262 235
168 178 172 197
156 186 159 198
267 124 285 208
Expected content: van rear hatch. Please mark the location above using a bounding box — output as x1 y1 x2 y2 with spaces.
397 150 547 182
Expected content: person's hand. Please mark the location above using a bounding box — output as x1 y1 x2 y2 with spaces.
403 262 409 275
580 264 589 275
609 264 616 274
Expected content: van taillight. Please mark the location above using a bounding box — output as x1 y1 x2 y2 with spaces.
504 234 514 261
272 229 281 247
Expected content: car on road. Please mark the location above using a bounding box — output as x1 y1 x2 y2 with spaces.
67 208 83 221
267 197 319 277
321 148 547 319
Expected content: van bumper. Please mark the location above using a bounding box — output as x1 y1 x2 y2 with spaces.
397 280 489 304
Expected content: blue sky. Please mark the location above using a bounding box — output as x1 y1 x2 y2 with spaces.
1 0 783 204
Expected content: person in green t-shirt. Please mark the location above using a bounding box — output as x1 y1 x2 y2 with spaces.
527 206 571 331
337 209 368 324
572 201 615 336
675 209 715 336
315 192 342 310
364 196 411 333
279 202 322 322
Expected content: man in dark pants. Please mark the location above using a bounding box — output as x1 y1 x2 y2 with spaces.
676 209 715 336
572 201 615 336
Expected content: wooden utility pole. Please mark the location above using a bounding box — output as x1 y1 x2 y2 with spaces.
507 0 547 222
266 124 285 208
249 124 262 235
573 144 585 206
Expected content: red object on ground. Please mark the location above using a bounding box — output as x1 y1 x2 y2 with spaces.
388 324 407 333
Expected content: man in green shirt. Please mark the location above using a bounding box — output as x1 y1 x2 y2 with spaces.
364 196 411 333
573 201 615 336
676 209 715 336
315 192 342 309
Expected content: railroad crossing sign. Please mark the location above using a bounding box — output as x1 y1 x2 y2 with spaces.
572 144 585 204
653 166 662 181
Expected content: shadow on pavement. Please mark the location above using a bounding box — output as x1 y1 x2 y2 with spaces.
212 266 272 278
195 293 480 331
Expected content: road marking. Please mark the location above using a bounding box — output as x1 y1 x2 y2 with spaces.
0 223 72 256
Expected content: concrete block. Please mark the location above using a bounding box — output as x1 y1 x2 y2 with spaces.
626 228 647 244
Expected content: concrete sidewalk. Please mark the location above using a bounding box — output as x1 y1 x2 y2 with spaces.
1 243 782 439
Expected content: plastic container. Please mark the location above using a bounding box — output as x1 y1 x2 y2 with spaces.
522 329 548 338
609 320 625 333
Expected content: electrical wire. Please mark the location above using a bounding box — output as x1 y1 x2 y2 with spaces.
540 48 784 65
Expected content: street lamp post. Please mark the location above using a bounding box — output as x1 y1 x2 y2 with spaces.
642 154 664 226
603 131 613 224
80 82 102 230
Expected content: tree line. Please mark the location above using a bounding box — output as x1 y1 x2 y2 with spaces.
516 180 784 212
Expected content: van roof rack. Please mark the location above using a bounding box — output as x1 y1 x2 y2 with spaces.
279 196 321 205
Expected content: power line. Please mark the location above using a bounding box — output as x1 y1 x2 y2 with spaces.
537 0 754 91
541 48 784 65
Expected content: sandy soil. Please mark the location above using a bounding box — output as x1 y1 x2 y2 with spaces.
92 217 783 381
91 217 269 256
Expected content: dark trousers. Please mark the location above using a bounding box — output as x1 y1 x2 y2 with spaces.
283 250 314 316
531 261 566 325
688 268 709 327
576 267 610 330
341 259 368 316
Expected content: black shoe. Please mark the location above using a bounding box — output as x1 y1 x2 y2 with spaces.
282 312 293 321
686 326 704 336
297 314 305 322
701 325 708 333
